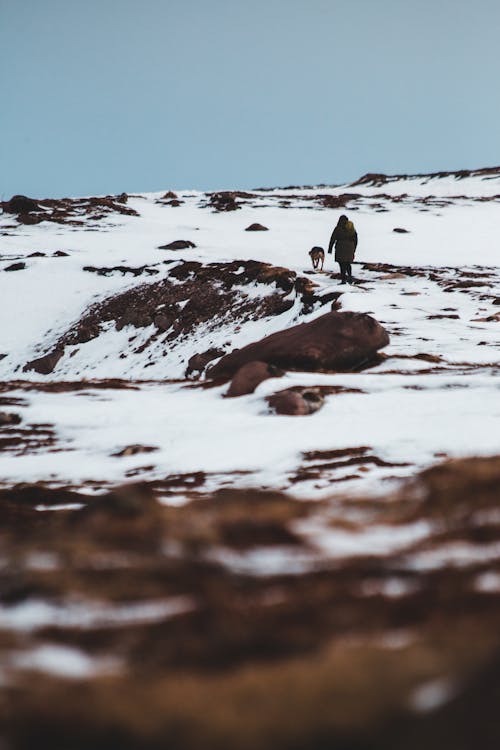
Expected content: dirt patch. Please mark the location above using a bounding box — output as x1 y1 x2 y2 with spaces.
25 260 328 375
1 457 500 748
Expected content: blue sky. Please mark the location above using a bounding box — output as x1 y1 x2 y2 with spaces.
1 0 499 197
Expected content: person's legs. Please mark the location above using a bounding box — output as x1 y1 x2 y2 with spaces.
346 263 352 282
338 262 347 283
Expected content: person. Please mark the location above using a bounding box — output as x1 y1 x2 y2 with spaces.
327 214 358 284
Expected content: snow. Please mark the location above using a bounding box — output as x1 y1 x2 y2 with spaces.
9 645 121 679
0 596 196 631
410 676 458 713
1 171 499 499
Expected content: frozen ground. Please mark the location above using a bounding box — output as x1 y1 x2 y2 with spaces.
1 169 499 498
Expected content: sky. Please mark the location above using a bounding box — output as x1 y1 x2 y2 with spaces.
1 0 500 198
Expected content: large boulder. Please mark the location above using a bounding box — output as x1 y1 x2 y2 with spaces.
226 361 284 397
208 311 389 380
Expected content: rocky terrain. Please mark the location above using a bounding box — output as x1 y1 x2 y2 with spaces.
1 168 499 748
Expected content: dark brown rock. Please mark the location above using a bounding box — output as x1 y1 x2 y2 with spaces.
115 309 153 331
23 349 64 375
17 213 42 225
27 251 46 257
186 348 225 377
393 227 410 233
158 240 196 250
245 223 268 231
53 250 69 257
267 387 324 415
3 195 40 213
0 412 22 426
4 262 26 272
112 445 158 457
208 311 390 379
153 311 175 332
208 192 241 211
226 361 284 397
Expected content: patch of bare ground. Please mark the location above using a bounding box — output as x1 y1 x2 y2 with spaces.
0 418 58 455
1 193 138 228
0 379 149 393
291 446 412 485
23 260 332 375
1 457 500 748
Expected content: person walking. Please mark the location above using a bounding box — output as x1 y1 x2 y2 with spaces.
327 214 358 283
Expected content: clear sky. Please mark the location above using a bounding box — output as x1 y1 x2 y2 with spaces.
1 0 499 198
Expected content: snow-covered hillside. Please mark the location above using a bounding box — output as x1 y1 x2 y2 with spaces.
2 171 500 745
1 168 499 499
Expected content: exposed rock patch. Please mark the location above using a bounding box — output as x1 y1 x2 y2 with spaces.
206 191 255 212
2 195 40 213
186 348 226 377
226 361 284 397
4 262 26 272
158 240 196 250
267 386 325 415
2 193 139 227
23 349 64 375
25 261 326 375
208 311 390 380
245 223 268 231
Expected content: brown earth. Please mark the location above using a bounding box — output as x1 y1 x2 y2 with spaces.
1 457 500 749
1 193 139 227
23 260 333 376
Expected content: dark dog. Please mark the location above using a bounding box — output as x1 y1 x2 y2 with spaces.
309 246 325 271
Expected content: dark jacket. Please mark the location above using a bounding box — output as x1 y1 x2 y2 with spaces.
328 220 358 262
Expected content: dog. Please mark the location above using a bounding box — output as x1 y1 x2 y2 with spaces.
309 246 325 271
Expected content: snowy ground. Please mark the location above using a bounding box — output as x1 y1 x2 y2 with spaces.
1 170 499 498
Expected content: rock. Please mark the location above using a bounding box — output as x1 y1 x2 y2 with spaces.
28 252 47 257
226 361 284 397
115 309 153 330
208 311 389 380
3 195 40 213
117 192 128 203
393 227 410 233
209 192 241 211
158 240 196 250
53 250 69 257
267 387 324 415
112 445 158 457
186 348 225 377
0 412 22 426
4 262 26 272
245 223 268 231
154 311 175 332
17 214 42 225
23 349 64 375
